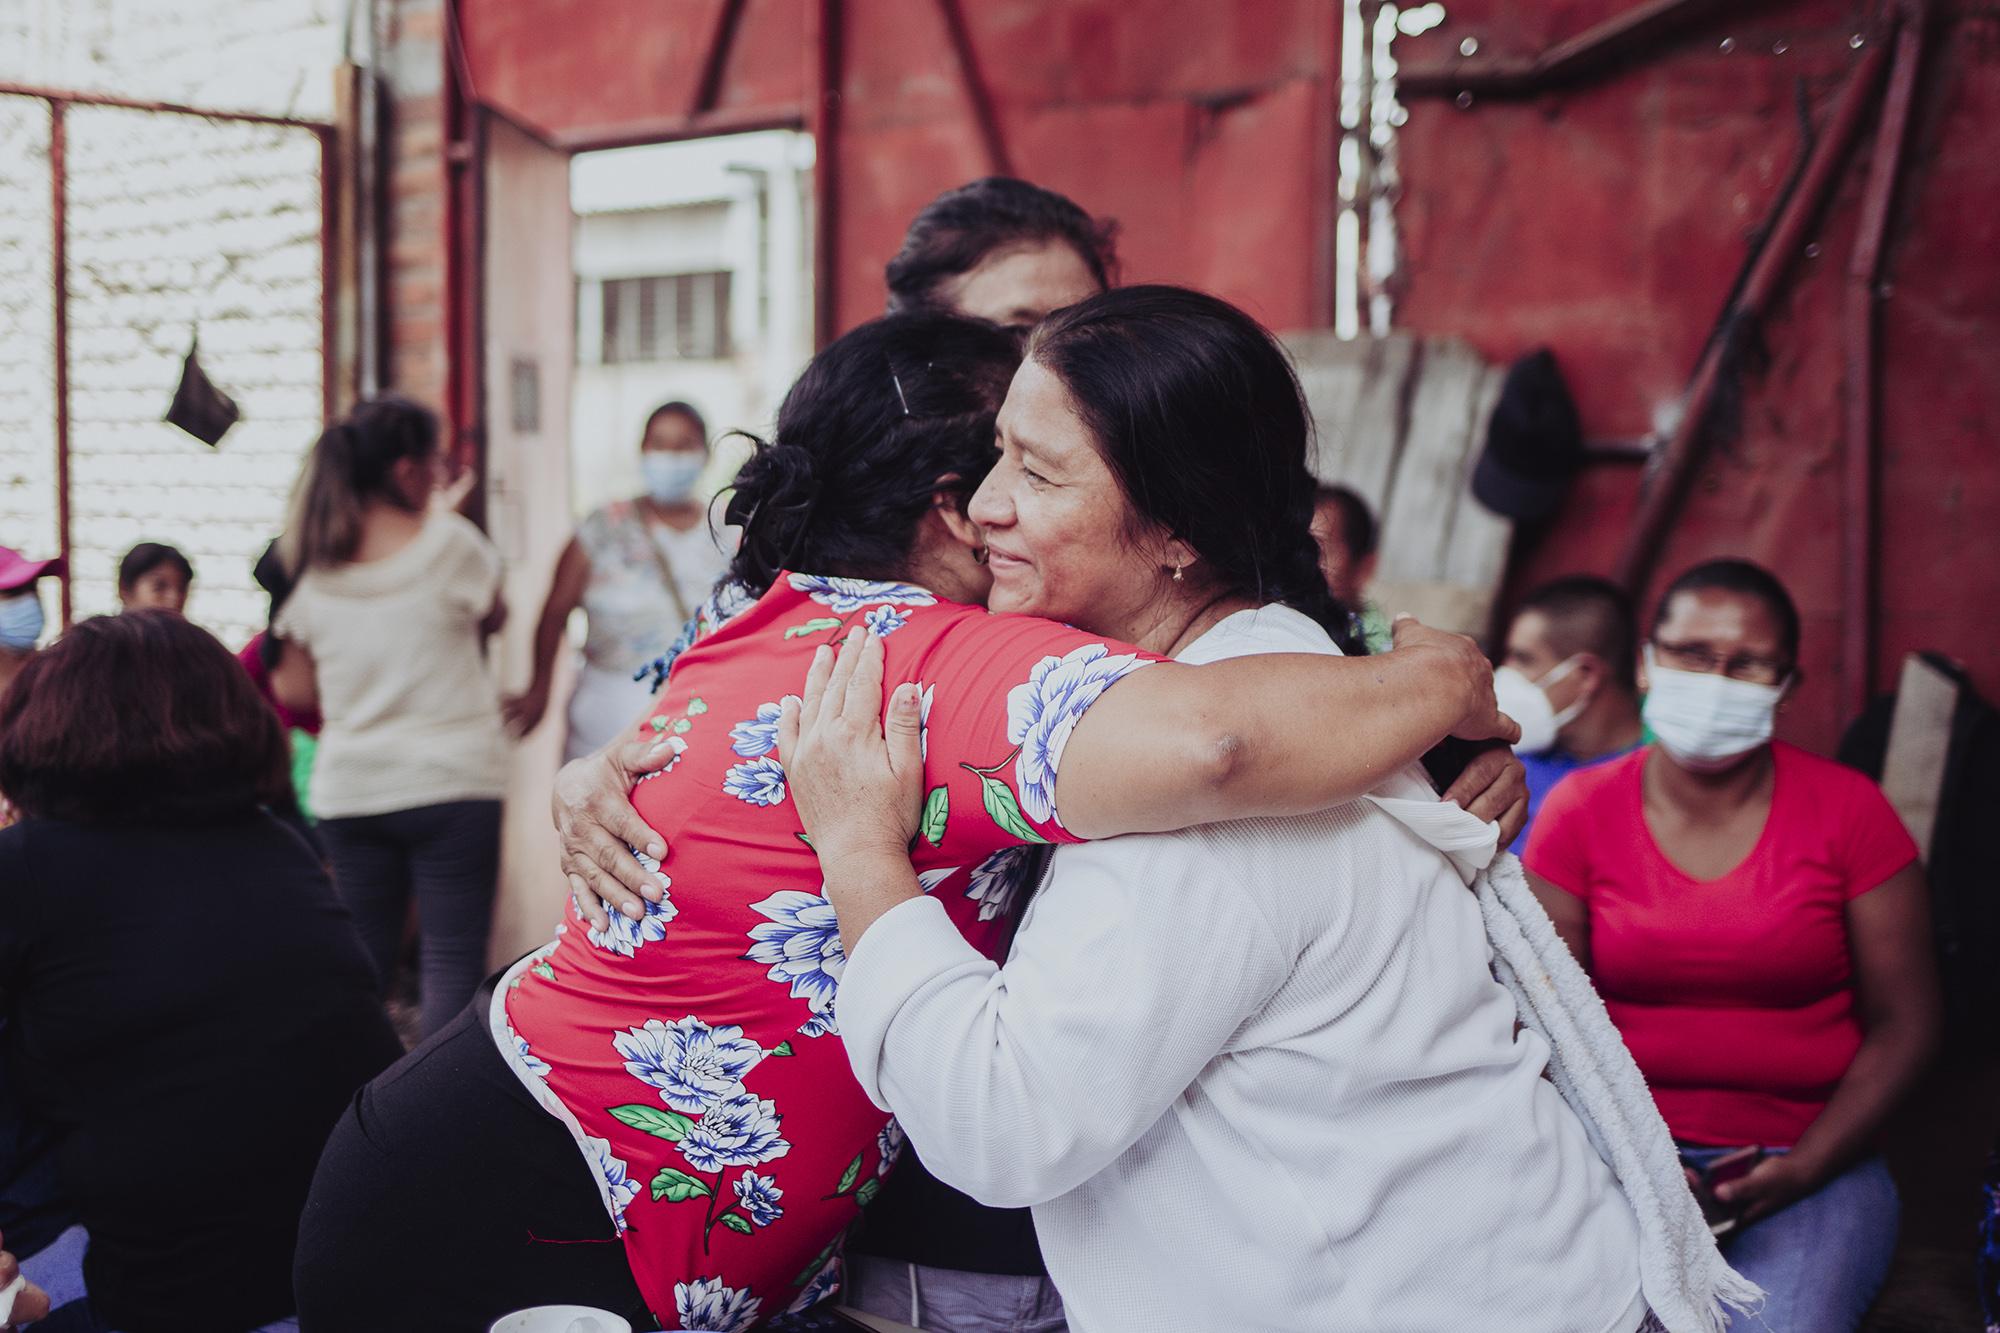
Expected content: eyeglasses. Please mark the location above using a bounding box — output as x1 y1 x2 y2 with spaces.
1651 639 1791 685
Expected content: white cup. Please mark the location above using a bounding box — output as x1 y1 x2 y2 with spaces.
487 1305 635 1333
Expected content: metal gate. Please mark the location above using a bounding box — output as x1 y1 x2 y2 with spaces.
0 82 331 648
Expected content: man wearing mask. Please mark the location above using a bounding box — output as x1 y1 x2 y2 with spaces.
0 548 63 702
1495 575 1648 851
504 400 735 760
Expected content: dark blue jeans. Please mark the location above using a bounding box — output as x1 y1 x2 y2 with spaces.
317 798 501 1039
1680 1145 1899 1333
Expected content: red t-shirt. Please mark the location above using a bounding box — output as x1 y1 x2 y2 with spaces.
1524 742 1917 1148
501 573 1156 1329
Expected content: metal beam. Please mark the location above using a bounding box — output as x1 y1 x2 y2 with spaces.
692 0 749 118
810 0 844 348
1400 0 1752 101
50 100 71 630
936 0 1013 177
0 79 332 130
1842 1 1928 716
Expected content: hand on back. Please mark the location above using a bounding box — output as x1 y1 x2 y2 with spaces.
1391 615 1521 746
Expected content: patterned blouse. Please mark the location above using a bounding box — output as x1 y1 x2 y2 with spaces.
495 572 1155 1330
575 501 733 674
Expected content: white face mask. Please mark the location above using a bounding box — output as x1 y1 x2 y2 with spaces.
1641 647 1788 772
641 452 705 504
0 590 44 652
1493 656 1586 755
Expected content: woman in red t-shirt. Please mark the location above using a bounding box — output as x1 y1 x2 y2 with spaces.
1526 559 1940 1333
295 311 1513 1333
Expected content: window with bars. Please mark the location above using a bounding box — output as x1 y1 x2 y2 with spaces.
600 271 733 362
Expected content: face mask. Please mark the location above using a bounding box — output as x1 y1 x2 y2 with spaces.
1641 648 1787 773
642 452 705 504
0 591 45 652
1493 656 1585 754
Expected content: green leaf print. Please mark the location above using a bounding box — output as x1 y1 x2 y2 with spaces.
686 697 709 715
650 715 669 733
719 1212 754 1235
836 1152 863 1195
783 618 842 640
793 1235 840 1287
855 1178 881 1207
969 771 1051 844
609 1103 695 1142
795 831 815 850
672 717 692 734
531 961 556 981
920 785 949 847
771 1041 794 1057
650 1166 713 1203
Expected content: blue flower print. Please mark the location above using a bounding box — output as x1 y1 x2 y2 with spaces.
732 1170 784 1227
746 890 843 1020
675 1277 762 1333
679 1088 790 1173
877 1119 905 1177
1007 644 1150 826
788 573 937 614
966 848 1031 923
919 683 934 759
723 756 787 807
729 702 784 758
584 849 677 955
917 866 962 894
786 1259 841 1315
507 1023 551 1079
613 1016 764 1116
863 604 908 637
582 1134 641 1234
797 1012 838 1039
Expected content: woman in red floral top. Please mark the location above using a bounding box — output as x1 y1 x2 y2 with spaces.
295 312 1510 1333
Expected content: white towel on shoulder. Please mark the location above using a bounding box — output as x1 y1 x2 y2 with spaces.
1365 793 1765 1333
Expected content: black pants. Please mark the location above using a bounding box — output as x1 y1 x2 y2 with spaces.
318 799 501 1039
293 982 653 1333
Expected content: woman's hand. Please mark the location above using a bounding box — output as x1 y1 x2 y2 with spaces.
778 630 925 864
1390 616 1520 746
777 629 930 955
0 1233 51 1330
555 736 677 931
1438 742 1531 847
502 681 551 738
1712 1151 1822 1224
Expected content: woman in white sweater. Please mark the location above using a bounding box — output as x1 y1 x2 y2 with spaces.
272 396 508 1037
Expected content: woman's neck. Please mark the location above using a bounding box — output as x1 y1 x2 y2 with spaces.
638 495 703 532
1119 586 1259 659
1645 744 1775 821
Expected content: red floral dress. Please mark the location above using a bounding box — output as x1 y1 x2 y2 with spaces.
497 573 1155 1331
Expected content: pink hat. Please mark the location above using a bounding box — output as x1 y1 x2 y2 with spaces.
0 546 64 593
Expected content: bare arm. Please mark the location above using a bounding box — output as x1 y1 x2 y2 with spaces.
1526 869 1591 966
1055 618 1515 839
503 536 590 736
267 637 318 715
1716 863 1940 1221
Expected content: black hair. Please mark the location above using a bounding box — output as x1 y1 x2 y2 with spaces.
1518 574 1639 692
723 312 1022 595
118 541 194 592
885 177 1119 317
645 400 709 444
1027 285 1363 653
284 395 440 570
1652 558 1802 666
1312 484 1379 563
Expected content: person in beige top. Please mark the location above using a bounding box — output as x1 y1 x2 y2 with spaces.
272 396 508 1038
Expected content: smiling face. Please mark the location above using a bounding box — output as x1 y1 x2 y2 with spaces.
940 241 1103 329
968 357 1180 642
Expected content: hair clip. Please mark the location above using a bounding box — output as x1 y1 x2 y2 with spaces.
891 370 912 417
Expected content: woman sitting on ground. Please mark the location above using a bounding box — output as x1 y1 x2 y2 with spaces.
0 611 402 1333
1526 558 1941 1333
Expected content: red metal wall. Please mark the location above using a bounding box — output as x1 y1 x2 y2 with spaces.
454 0 1998 755
1395 0 1998 753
